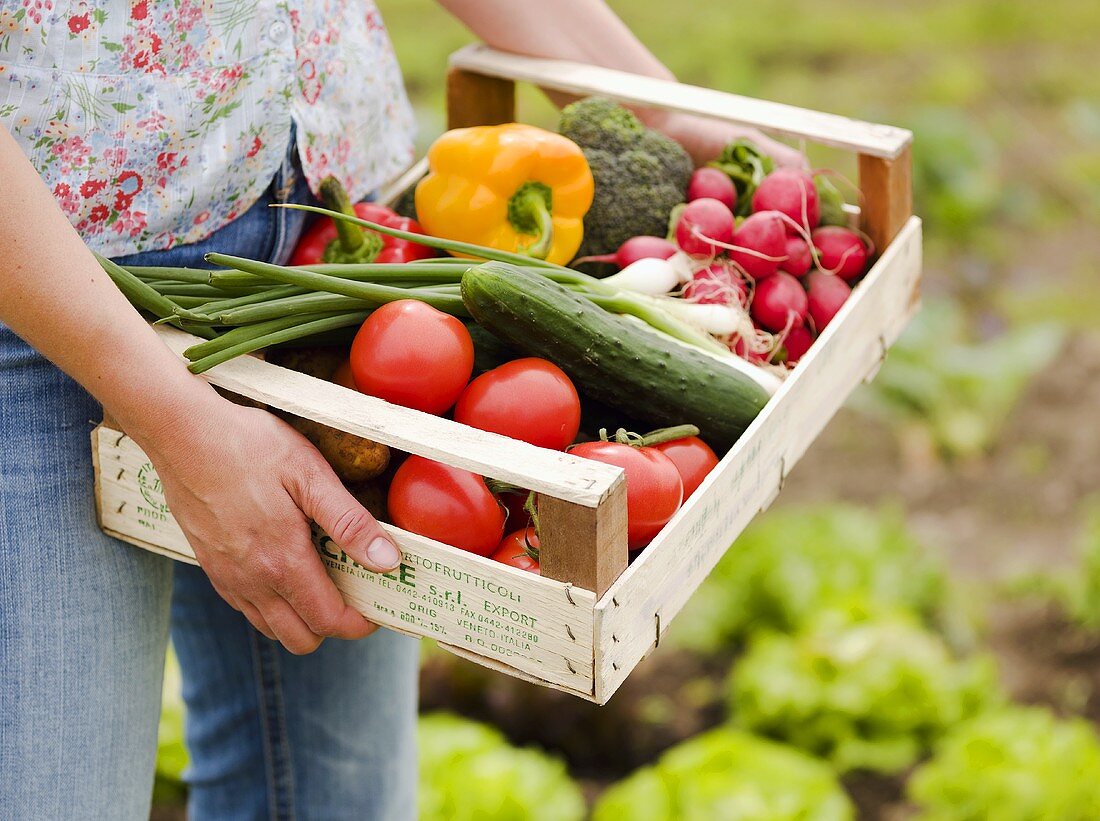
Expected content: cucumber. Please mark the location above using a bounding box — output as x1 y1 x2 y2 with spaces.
461 262 770 452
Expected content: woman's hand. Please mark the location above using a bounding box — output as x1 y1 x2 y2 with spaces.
650 110 807 169
137 395 401 654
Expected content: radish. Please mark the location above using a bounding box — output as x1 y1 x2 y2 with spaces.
732 335 772 366
675 198 735 257
780 236 812 277
805 271 851 331
687 167 737 212
781 325 814 365
683 262 747 306
752 168 820 235
727 210 786 280
574 235 677 269
812 226 870 281
751 271 808 332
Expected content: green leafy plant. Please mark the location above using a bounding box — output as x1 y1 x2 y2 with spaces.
665 505 947 653
855 299 1064 460
592 727 854 821
1007 498 1100 630
418 713 585 821
728 610 1000 773
908 706 1100 820
908 107 1002 242
706 138 775 216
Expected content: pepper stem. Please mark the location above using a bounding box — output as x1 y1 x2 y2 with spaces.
319 176 364 253
508 181 554 261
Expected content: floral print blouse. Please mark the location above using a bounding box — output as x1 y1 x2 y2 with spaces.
0 0 416 256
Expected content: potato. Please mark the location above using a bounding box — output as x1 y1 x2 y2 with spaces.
267 346 347 380
288 416 390 483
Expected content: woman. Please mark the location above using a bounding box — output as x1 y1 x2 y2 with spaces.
0 1 797 817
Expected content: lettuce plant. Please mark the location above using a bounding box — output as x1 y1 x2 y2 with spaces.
418 713 585 821
729 611 999 773
593 727 853 821
667 505 946 653
908 706 1100 820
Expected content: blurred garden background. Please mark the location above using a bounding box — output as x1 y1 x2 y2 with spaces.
154 0 1100 817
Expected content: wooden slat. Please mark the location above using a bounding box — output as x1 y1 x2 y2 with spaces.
93 426 598 693
538 479 629 597
446 66 516 129
859 145 914 254
439 643 597 702
152 326 621 509
593 217 923 703
449 45 912 159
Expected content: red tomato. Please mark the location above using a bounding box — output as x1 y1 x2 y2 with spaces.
454 358 581 450
331 360 357 390
490 528 541 573
569 441 683 550
350 300 473 415
387 456 505 556
651 436 719 498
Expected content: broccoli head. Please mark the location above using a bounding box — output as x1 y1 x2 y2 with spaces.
559 97 692 264
559 96 646 156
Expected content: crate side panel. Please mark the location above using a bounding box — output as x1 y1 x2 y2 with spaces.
153 326 621 509
593 218 922 702
94 428 596 693
438 643 598 702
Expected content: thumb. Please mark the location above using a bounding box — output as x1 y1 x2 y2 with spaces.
291 460 402 573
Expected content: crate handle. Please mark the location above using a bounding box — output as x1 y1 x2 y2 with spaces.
446 44 913 252
448 44 911 159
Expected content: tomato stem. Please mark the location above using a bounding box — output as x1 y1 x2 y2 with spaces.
598 424 700 448
485 478 522 496
638 424 701 447
524 491 540 541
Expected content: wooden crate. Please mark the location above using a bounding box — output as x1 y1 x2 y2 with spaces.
92 45 920 703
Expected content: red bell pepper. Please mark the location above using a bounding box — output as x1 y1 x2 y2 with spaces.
289 176 438 266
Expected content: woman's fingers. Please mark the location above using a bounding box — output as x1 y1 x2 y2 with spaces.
657 110 808 170
262 529 378 642
286 451 402 573
239 599 278 641
752 131 808 169
254 595 325 655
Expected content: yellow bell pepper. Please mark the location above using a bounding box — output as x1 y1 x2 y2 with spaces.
415 123 594 266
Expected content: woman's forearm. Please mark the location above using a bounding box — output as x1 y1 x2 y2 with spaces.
438 0 673 81
0 125 222 453
437 0 674 113
1 123 400 651
437 0 805 166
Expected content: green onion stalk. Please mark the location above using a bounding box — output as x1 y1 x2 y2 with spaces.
98 203 740 371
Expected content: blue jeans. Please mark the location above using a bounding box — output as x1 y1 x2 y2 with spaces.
0 145 418 820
